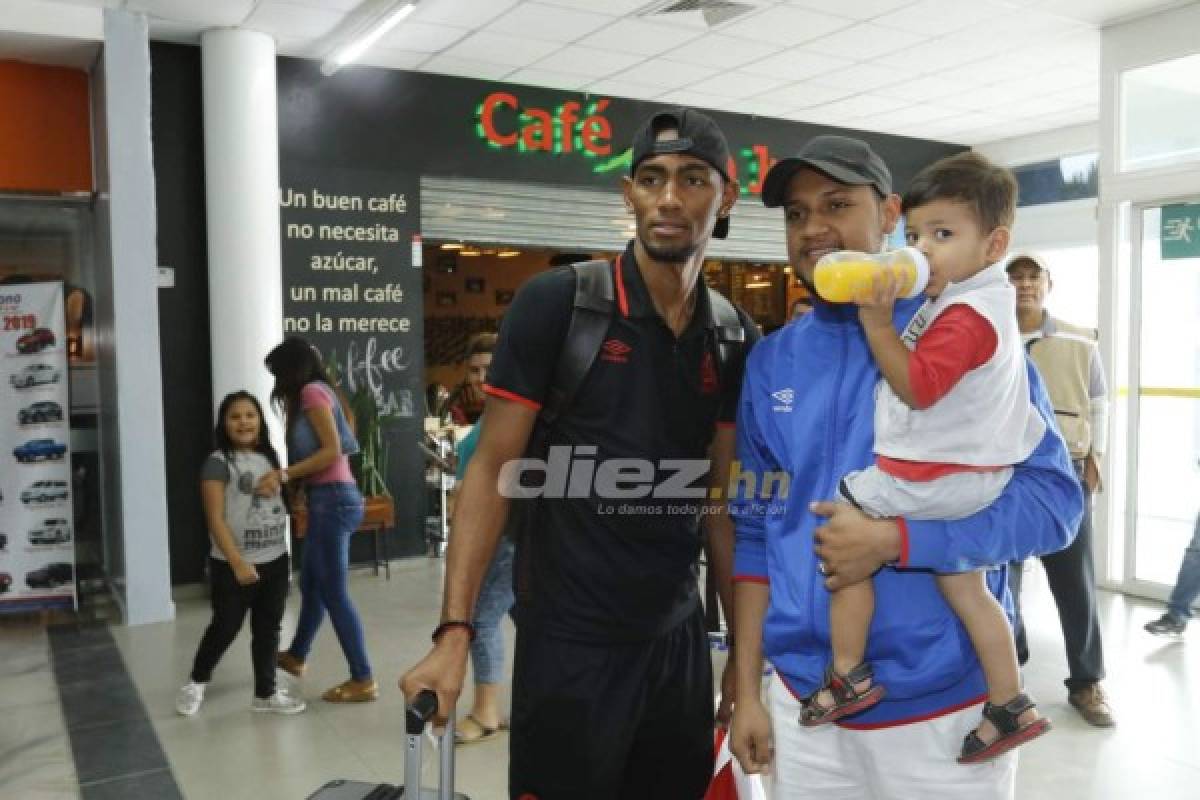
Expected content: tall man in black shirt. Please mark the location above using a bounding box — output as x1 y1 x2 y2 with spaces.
401 108 758 800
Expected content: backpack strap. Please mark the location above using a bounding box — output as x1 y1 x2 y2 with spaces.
540 259 614 427
705 285 747 386
514 258 613 619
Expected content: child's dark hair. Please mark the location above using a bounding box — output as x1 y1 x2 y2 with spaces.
901 152 1017 232
264 336 354 440
213 390 281 470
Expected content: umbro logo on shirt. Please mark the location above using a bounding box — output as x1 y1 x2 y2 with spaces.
600 338 632 364
771 388 794 412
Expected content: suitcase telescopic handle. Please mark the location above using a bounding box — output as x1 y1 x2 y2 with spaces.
404 690 457 799
406 689 438 735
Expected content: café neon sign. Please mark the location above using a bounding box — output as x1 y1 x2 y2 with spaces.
476 92 613 157
474 90 776 195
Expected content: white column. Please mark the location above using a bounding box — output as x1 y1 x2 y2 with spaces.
201 29 284 443
100 9 174 624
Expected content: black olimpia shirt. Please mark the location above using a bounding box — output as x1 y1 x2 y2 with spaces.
485 241 759 642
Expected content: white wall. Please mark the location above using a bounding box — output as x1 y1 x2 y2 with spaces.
0 0 102 39
974 123 1099 169
1008 198 1098 251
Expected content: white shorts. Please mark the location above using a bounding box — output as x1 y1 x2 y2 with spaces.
768 675 1016 800
839 465 1013 521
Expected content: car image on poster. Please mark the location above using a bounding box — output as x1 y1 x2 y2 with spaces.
0 282 76 613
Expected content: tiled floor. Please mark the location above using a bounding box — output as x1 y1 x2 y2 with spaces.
48 624 183 800
2 557 1198 799
109 559 476 800
1009 579 1200 800
0 620 79 800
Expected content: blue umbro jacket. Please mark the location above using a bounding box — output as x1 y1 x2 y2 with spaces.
731 296 1083 726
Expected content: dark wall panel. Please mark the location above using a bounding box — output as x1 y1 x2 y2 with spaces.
274 57 963 196
151 43 212 584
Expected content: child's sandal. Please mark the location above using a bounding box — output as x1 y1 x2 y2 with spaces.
957 692 1051 764
799 662 886 726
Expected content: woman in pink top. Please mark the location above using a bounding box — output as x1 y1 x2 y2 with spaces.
260 337 377 703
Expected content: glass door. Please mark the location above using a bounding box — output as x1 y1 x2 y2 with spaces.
1125 203 1200 591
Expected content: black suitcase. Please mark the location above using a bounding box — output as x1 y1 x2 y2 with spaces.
307 691 469 799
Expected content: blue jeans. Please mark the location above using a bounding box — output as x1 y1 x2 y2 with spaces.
470 537 515 685
288 482 371 681
1167 513 1200 621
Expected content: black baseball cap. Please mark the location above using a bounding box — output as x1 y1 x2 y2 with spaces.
761 134 892 208
630 107 732 239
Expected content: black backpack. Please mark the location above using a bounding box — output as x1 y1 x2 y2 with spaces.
512 259 749 610
540 259 747 427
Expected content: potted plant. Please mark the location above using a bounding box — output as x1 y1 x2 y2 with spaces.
347 385 397 530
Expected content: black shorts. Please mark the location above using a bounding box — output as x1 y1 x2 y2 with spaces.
508 607 714 800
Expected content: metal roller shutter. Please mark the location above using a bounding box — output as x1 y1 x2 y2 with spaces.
421 176 788 263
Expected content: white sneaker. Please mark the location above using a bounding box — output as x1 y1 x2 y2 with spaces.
176 681 206 716
251 688 307 714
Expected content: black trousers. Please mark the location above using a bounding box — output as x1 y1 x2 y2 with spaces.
509 607 714 800
191 553 290 698
1009 468 1105 691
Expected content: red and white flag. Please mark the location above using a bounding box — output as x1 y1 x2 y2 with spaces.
704 727 767 800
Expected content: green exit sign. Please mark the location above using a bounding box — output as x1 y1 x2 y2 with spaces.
1161 203 1200 259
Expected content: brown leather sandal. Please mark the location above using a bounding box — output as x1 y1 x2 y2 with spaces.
322 678 378 703
276 651 305 678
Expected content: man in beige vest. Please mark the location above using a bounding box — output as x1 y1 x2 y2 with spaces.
1006 253 1114 727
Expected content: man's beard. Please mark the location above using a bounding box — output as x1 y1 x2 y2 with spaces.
641 237 700 264
636 216 704 263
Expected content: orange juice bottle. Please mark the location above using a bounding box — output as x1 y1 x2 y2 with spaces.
813 247 929 304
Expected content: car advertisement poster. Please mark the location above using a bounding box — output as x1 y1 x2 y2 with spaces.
0 281 75 612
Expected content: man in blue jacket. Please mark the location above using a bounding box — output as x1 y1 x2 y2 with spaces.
726 135 1083 799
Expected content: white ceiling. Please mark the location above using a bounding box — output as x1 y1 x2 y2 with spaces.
6 0 1195 146
0 29 99 69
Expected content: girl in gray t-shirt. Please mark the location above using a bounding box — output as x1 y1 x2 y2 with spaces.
175 391 305 716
